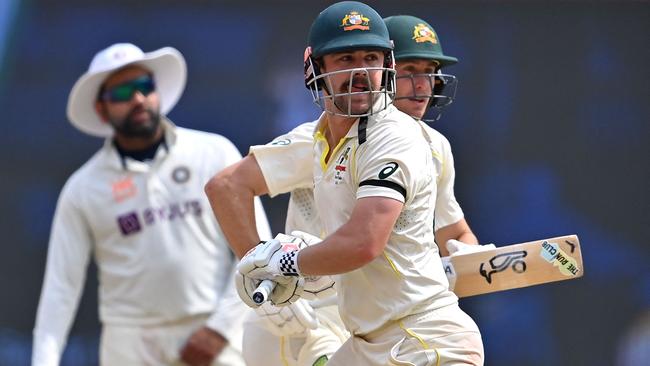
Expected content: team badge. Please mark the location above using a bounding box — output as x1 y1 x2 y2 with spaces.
171 166 191 184
341 11 370 31
111 176 137 202
334 147 351 184
412 23 438 44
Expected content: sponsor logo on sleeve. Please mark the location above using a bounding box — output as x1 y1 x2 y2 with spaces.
378 162 399 179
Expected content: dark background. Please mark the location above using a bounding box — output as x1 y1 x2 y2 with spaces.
0 0 648 365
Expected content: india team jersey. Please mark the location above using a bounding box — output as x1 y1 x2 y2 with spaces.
312 105 458 336
33 120 271 364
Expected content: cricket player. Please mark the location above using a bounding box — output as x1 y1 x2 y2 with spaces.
207 3 482 364
32 43 271 366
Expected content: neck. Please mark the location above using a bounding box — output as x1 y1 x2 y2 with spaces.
325 113 356 148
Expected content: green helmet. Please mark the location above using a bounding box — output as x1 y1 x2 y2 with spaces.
384 15 458 67
308 1 393 58
304 1 396 117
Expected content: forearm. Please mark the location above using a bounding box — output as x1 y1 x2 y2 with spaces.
297 197 401 276
297 223 377 276
206 176 260 258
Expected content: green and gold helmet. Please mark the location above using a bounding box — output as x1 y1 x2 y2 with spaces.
384 15 458 66
304 1 396 117
384 15 459 121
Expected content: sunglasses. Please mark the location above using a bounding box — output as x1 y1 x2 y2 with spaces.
100 75 156 102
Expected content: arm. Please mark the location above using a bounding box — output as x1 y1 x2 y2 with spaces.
297 196 403 276
432 133 478 256
33 184 92 366
204 155 269 258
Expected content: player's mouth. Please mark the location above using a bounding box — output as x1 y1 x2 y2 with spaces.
128 107 151 124
408 97 427 104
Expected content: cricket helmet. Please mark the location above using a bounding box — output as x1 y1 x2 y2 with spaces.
304 1 396 117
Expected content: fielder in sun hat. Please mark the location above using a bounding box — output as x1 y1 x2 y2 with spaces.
66 43 186 137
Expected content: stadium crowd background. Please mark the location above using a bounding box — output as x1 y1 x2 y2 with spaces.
0 0 648 365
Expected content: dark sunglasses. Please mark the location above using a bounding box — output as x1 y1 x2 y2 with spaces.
100 75 156 102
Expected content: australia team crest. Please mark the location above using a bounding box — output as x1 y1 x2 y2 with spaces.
334 146 351 184
412 23 438 44
341 11 370 31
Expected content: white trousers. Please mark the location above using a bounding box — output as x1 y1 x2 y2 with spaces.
242 304 348 366
100 315 245 366
328 303 484 366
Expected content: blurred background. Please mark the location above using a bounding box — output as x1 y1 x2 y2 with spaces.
0 0 648 365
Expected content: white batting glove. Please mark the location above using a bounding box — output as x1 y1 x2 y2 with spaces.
238 237 304 280
235 271 305 308
446 239 496 256
255 299 319 337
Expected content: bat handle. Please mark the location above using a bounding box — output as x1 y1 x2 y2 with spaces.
253 279 276 305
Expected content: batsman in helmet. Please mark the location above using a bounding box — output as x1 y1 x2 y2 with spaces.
230 2 485 365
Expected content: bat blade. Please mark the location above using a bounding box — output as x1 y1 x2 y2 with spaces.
442 235 583 298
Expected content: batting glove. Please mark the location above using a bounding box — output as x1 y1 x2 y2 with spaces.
254 299 319 337
446 239 496 256
238 237 304 280
235 271 305 308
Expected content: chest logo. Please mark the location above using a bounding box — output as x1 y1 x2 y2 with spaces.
111 176 137 203
171 166 191 184
334 147 351 185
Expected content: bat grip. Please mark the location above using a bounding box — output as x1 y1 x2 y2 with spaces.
252 279 276 305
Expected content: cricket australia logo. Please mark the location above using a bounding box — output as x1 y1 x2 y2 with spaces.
412 23 438 44
334 146 351 184
479 250 527 284
341 11 370 31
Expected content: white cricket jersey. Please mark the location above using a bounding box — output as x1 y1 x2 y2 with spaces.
249 118 465 237
312 105 458 336
32 119 271 366
417 121 465 231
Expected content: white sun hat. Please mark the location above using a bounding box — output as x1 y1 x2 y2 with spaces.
66 43 187 137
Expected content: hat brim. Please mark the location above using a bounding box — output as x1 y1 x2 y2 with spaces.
67 47 187 137
396 52 459 67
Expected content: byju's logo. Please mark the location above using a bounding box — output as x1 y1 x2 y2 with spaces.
117 212 142 235
479 251 528 284
116 200 203 236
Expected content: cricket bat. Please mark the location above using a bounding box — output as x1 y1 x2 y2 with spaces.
441 234 583 298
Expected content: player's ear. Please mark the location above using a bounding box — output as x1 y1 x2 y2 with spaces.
95 101 109 123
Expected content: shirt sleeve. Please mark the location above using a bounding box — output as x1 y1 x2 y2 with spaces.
356 124 428 204
433 136 464 231
32 181 93 366
249 122 315 197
